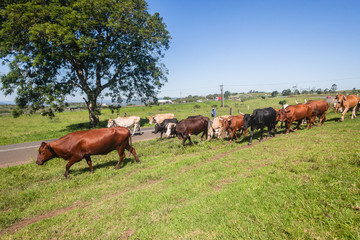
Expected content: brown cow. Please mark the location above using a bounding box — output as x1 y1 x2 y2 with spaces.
333 95 344 113
277 108 287 130
335 94 360 121
306 100 329 126
283 104 312 134
36 127 140 178
175 116 210 146
221 114 248 143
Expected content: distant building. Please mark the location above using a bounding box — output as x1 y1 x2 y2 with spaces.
158 99 173 104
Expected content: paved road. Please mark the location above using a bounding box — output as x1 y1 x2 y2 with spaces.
0 127 158 168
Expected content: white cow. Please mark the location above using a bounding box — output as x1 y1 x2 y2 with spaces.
149 113 175 124
107 116 141 136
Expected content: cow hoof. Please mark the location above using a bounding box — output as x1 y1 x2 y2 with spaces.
248 143 252 146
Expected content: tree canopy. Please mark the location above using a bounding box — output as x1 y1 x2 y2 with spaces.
0 0 170 127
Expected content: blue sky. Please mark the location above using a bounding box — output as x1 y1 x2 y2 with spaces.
1 0 360 102
149 0 360 98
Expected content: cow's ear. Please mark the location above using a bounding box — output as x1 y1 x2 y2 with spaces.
343 96 346 101
40 142 47 148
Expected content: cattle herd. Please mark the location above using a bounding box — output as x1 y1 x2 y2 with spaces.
36 94 360 178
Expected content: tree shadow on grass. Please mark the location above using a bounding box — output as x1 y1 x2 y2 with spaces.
140 117 149 126
62 119 111 133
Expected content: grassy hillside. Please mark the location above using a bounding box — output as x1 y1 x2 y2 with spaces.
0 97 359 239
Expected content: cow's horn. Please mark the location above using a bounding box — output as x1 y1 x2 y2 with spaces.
238 111 245 115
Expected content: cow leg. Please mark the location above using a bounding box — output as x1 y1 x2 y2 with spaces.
64 155 82 179
286 119 294 133
266 126 271 139
248 129 254 145
181 134 188 146
294 120 302 131
125 142 141 164
188 136 194 146
243 128 248 139
352 107 357 119
340 107 349 121
321 113 326 125
84 155 94 174
229 129 236 143
259 127 264 142
160 132 163 140
306 118 311 129
115 145 126 169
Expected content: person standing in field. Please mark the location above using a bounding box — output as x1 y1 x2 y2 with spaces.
211 107 216 118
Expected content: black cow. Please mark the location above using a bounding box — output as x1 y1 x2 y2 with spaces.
152 118 178 139
175 116 210 146
243 107 277 145
187 115 202 119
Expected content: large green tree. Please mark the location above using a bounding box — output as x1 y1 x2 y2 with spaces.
0 0 170 127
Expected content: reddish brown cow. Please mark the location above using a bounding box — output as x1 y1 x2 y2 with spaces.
175 116 210 146
221 114 248 143
306 100 329 126
36 127 140 178
335 94 360 121
283 104 312 134
277 108 287 130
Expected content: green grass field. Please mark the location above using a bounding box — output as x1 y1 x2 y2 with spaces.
1 98 359 239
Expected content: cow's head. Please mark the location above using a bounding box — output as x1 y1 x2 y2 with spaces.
149 116 154 124
166 123 177 137
36 142 56 165
278 108 286 122
107 119 117 128
152 123 161 134
242 114 253 130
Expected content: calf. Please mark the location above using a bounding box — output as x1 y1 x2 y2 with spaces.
306 100 329 126
152 118 178 139
243 107 277 145
283 104 312 134
36 127 140 178
175 116 210 146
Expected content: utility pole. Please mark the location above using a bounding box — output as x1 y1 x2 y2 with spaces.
220 84 224 107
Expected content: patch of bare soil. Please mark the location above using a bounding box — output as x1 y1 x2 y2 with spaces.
120 228 135 240
0 178 165 237
0 203 88 236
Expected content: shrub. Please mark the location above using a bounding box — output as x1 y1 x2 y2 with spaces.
279 100 287 105
193 105 201 109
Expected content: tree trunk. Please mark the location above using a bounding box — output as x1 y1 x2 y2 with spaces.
84 96 100 128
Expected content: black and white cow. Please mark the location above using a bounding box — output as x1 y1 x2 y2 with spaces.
152 118 178 139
